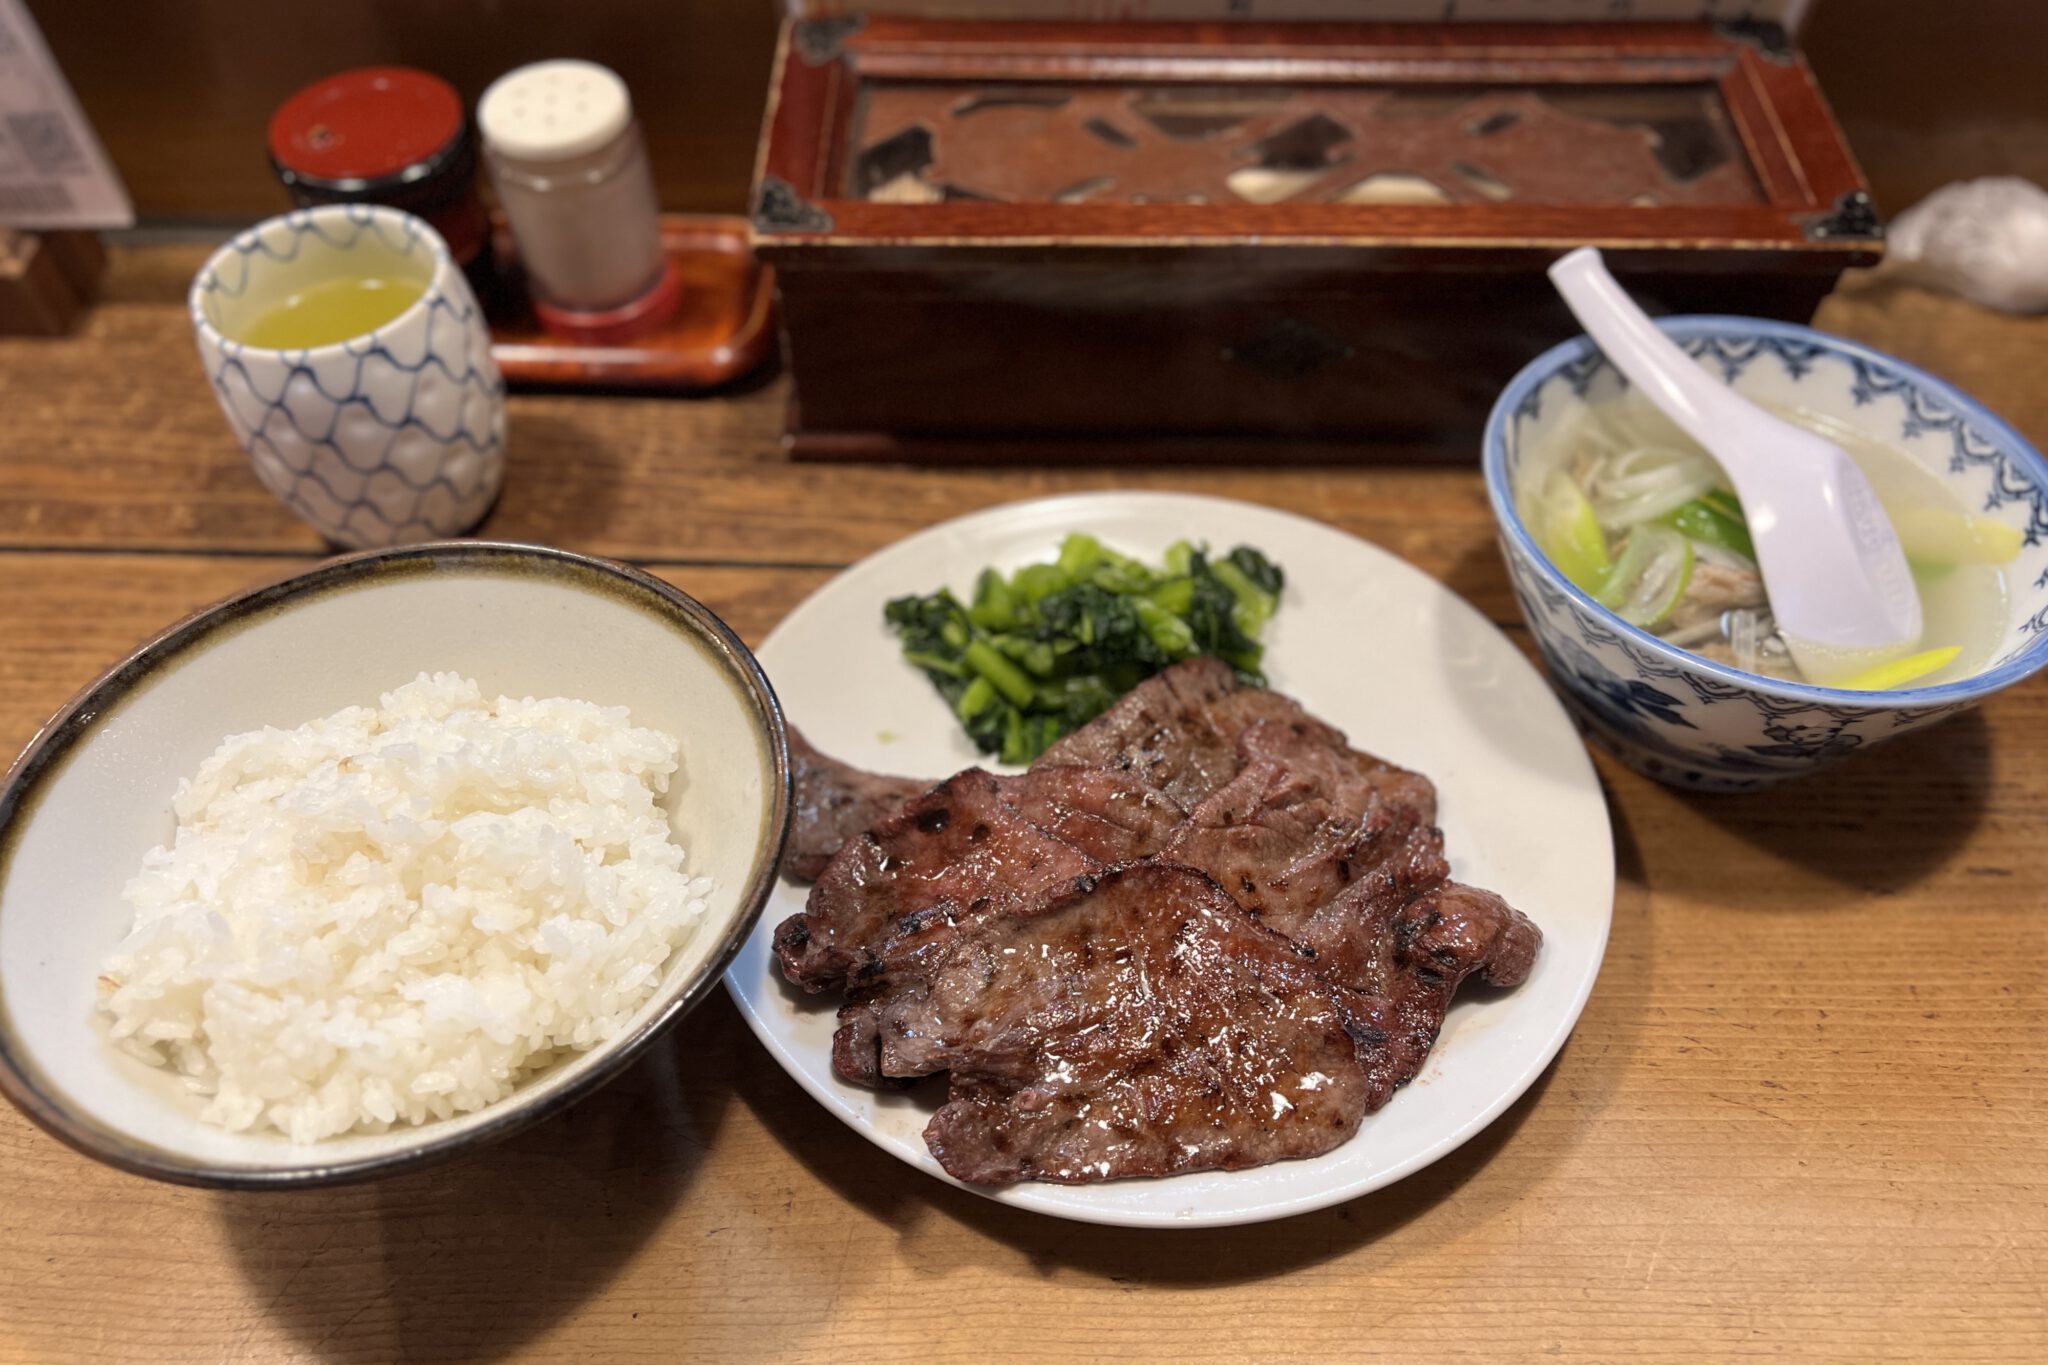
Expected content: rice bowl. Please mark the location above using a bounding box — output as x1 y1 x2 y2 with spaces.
0 542 789 1187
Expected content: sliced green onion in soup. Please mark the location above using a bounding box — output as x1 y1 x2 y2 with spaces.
1532 470 1613 592
1699 487 1744 522
1833 645 1963 691
1587 445 1721 530
1660 495 1755 562
1596 523 1694 628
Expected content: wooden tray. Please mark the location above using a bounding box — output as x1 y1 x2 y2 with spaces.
487 213 776 390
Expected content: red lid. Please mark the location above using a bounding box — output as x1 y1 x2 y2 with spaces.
268 67 466 188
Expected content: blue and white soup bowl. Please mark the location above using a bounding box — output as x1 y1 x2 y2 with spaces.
1484 316 2048 791
190 205 506 549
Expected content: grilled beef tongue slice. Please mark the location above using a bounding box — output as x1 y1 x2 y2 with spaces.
1292 879 1543 1101
1162 718 1443 935
1036 657 1436 818
915 865 1543 1185
781 727 932 883
772 662 1542 1154
864 715 1451 1088
914 863 1387 1185
773 765 1184 994
1032 657 1248 807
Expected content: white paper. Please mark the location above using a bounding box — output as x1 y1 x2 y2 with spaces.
0 0 132 229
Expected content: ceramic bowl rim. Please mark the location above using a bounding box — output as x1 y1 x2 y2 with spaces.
1483 313 2048 710
0 540 792 1189
187 203 454 359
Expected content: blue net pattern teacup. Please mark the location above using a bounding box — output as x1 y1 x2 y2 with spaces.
190 205 506 549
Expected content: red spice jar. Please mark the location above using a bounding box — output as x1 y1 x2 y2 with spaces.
268 67 494 292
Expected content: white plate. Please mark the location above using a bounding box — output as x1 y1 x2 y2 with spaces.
725 491 1613 1228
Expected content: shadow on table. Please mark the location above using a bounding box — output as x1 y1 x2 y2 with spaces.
738 1041 1574 1286
1676 706 1994 898
214 1020 728 1363
953 1057 1569 1285
1440 522 1996 898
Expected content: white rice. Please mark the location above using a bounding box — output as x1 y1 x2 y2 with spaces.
97 672 710 1143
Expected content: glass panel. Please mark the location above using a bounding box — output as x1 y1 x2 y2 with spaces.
845 80 1762 206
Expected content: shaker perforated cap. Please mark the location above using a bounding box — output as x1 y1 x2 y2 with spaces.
477 60 633 162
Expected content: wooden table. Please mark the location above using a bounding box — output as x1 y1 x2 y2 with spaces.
2 250 2045 1364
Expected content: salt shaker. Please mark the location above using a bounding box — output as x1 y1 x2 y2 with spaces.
477 60 678 341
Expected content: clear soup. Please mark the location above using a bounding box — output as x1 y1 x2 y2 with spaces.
1517 387 2013 688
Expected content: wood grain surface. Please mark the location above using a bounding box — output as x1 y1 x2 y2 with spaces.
1 250 2045 1363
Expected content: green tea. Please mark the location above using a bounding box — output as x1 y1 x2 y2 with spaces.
238 276 424 350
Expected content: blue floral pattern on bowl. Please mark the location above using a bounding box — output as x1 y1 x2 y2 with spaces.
190 205 506 549
1484 316 2048 791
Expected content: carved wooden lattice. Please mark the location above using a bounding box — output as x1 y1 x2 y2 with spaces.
849 82 1762 207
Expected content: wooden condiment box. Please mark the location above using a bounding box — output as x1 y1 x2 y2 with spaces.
751 18 1882 462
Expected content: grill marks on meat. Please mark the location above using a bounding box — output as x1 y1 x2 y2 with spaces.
911 867 1541 1182
843 768 1184 1088
776 660 1543 1183
1280 819 1451 952
1164 719 1441 935
773 766 1184 993
1032 655 1433 812
783 727 929 882
1292 879 1539 1103
1033 656 1247 807
917 864 1384 1185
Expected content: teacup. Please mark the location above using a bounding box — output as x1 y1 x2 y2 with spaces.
190 205 506 548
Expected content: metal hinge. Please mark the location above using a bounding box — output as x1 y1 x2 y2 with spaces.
793 16 864 66
1713 19 1794 64
1802 190 1884 242
754 176 834 234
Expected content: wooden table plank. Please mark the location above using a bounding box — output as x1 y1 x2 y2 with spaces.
0 246 1497 565
6 255 2042 576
